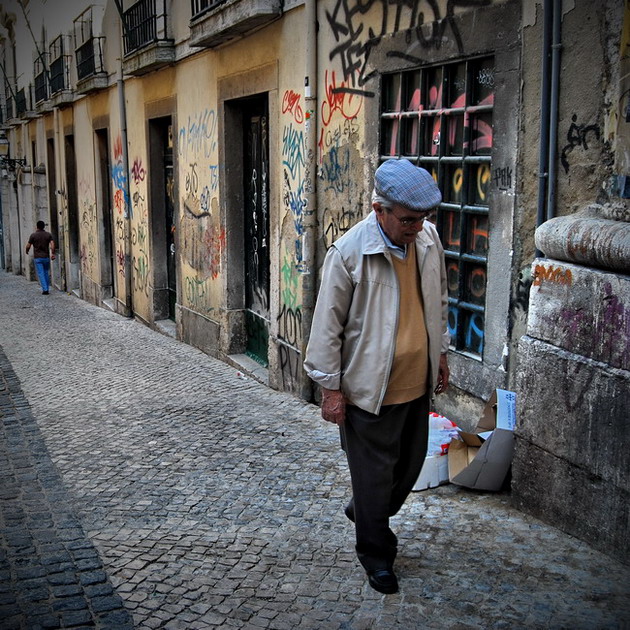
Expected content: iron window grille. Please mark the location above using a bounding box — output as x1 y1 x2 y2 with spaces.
74 7 105 81
49 36 69 94
380 57 495 358
15 87 27 116
123 0 169 55
34 55 48 103
191 0 228 19
4 89 12 119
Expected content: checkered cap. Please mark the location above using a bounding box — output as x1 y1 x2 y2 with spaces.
374 159 442 211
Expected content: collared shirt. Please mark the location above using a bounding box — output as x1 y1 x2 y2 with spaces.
376 220 407 259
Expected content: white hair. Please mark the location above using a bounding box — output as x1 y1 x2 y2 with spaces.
371 188 393 210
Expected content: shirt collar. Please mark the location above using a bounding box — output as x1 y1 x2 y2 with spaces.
376 218 407 258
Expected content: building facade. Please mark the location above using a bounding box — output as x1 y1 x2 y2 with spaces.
0 0 628 559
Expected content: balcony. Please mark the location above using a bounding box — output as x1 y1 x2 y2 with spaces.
190 0 283 48
34 70 48 105
16 87 38 120
33 54 52 113
122 0 175 77
49 36 74 107
4 94 13 124
74 7 108 94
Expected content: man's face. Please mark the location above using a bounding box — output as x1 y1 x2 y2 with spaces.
374 202 431 247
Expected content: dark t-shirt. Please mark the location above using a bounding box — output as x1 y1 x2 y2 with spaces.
28 230 53 258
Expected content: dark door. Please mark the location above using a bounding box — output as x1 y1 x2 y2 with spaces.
65 134 80 291
96 129 115 297
164 124 176 320
244 97 270 366
46 137 63 290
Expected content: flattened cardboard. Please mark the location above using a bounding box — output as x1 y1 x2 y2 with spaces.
448 389 517 491
449 429 514 491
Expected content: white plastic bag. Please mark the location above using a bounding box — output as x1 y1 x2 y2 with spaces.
426 412 459 456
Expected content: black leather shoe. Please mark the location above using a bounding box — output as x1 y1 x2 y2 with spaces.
344 503 355 522
367 569 398 594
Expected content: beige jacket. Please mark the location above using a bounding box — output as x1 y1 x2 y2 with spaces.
304 211 450 415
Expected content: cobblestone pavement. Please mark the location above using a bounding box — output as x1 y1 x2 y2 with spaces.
0 270 629 630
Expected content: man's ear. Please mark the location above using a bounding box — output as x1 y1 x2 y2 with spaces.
373 202 383 215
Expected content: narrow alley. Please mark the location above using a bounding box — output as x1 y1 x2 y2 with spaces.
1 271 628 629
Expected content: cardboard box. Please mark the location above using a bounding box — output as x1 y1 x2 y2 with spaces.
448 389 516 491
413 454 449 491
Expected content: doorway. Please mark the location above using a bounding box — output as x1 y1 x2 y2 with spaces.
149 116 176 321
95 128 115 299
64 134 80 291
46 137 63 290
243 96 270 366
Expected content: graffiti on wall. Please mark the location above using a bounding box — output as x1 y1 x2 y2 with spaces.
78 178 97 277
325 0 492 96
560 114 601 174
178 108 218 161
111 135 130 218
278 342 302 394
177 108 223 314
278 250 302 348
282 89 305 124
558 282 630 368
323 206 359 249
533 264 573 287
282 122 309 269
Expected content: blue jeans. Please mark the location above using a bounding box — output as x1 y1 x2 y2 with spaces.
34 257 51 292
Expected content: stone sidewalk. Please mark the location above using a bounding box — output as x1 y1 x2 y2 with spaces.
0 270 628 629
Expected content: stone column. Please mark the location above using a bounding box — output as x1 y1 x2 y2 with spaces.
514 203 630 563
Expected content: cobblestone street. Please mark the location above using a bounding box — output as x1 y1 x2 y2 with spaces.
0 270 629 629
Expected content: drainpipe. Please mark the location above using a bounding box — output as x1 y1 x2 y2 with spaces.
535 0 553 257
546 0 562 223
301 0 318 401
535 0 562 257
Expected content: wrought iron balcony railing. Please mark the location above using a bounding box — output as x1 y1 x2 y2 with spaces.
123 0 169 55
191 0 228 18
50 56 66 93
34 71 48 103
15 89 27 116
76 36 105 80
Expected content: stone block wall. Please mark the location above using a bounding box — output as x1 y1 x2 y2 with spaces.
514 259 630 562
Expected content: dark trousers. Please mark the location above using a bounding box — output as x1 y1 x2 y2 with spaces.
340 394 430 572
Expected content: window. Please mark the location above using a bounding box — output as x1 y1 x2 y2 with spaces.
74 7 106 81
191 0 226 19
34 55 48 103
380 57 494 358
49 36 66 94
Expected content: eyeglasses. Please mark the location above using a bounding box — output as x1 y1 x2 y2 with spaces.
390 209 433 227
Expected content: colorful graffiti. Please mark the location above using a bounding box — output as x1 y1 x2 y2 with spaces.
282 123 308 268
282 90 304 124
533 264 573 287
558 282 630 368
178 108 218 161
111 135 131 218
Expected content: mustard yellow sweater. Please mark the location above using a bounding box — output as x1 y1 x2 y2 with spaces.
382 246 429 405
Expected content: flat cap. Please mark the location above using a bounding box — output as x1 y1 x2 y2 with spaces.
374 159 442 211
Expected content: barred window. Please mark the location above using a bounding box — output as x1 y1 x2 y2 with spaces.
380 57 494 358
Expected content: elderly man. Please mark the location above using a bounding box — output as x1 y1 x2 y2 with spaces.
304 158 450 594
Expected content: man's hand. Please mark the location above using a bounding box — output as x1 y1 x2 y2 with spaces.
321 388 346 426
434 353 450 395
